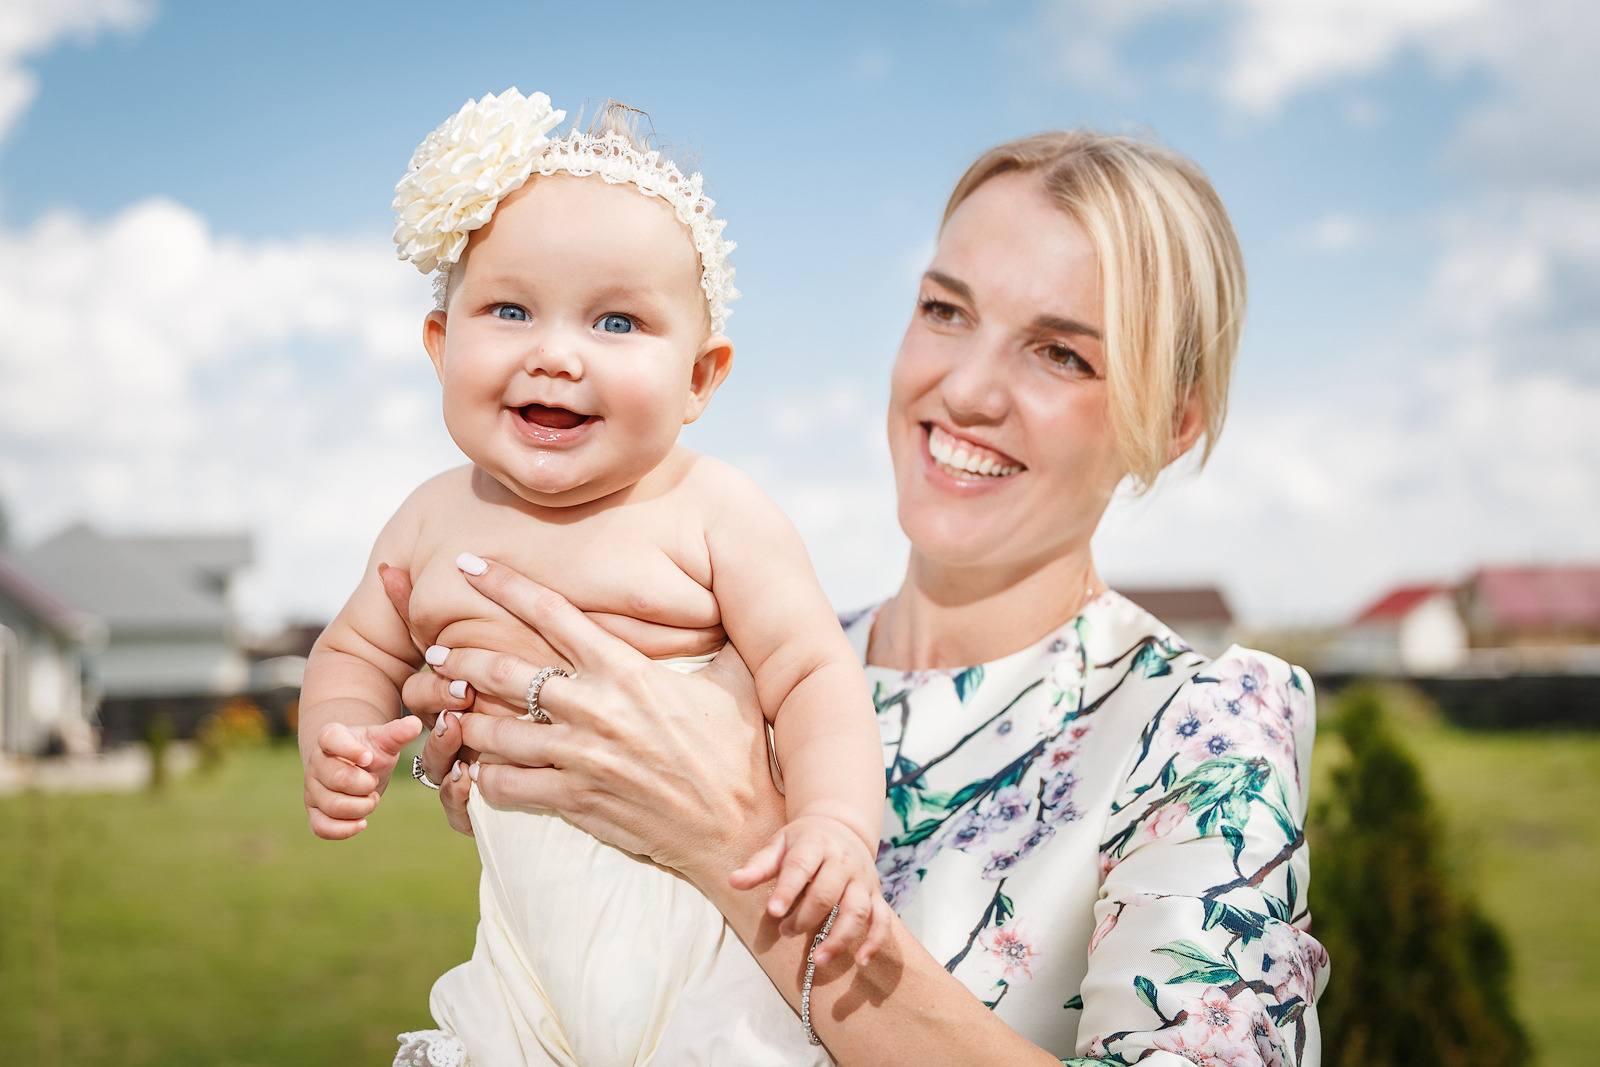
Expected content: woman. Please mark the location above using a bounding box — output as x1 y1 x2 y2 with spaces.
392 130 1328 1065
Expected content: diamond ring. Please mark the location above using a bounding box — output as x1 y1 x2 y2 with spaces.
524 666 567 724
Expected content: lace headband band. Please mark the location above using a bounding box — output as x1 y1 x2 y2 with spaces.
392 88 738 332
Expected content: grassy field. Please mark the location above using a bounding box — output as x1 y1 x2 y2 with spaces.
0 741 481 1066
1 714 1596 1065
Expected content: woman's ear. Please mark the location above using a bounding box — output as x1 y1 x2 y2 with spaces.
1169 387 1206 463
423 310 449 382
683 334 735 425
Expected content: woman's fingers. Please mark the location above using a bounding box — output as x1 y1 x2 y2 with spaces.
453 554 641 675
458 713 563 773
441 760 473 836
420 711 464 784
400 667 476 717
472 761 573 813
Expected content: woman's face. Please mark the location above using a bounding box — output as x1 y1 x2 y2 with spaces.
887 169 1128 574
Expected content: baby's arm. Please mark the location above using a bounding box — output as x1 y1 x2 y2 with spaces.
701 465 888 962
298 495 431 839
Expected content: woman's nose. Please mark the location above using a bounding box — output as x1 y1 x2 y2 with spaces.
938 331 1010 424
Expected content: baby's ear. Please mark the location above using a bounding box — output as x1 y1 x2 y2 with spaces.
684 334 734 424
423 311 449 381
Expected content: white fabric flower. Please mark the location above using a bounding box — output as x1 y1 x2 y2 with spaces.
392 88 565 275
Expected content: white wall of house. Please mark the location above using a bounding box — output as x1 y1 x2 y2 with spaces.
1398 593 1469 674
0 621 93 754
96 635 250 698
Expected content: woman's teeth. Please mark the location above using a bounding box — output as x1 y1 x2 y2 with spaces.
927 426 1022 478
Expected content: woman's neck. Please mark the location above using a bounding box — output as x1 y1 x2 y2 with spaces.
867 547 1102 670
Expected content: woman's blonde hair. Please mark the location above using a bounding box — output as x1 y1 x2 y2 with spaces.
943 130 1246 490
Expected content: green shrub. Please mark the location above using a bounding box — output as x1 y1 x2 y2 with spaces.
1309 686 1529 1066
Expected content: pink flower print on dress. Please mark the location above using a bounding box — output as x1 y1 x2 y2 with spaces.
1257 920 1329 1004
1088 911 1117 954
1142 800 1190 842
1215 657 1271 715
1154 986 1258 1066
973 919 1042 984
985 786 1032 828
943 808 991 853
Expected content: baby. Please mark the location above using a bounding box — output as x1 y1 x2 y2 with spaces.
296 90 885 1066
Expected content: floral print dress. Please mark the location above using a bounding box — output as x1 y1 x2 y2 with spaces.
846 591 1329 1066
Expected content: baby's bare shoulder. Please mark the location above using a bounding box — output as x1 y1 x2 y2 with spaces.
674 452 786 524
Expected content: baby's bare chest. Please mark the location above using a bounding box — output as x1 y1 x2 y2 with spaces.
406 493 720 668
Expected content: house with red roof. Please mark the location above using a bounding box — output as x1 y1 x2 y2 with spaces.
1327 562 1600 678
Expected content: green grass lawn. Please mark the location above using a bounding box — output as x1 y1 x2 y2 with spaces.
2 715 1596 1065
1310 692 1600 1067
0 741 481 1066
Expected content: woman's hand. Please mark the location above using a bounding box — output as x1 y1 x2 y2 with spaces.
409 553 786 887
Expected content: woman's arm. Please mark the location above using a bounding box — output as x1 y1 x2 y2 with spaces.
422 557 1065 1066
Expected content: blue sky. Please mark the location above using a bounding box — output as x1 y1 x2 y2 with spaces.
1 0 1596 628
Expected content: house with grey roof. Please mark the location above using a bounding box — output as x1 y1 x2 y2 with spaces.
17 525 253 743
0 552 103 755
1117 586 1236 658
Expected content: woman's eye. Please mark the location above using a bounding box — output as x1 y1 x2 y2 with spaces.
919 298 960 324
492 304 529 322
597 313 635 334
1045 344 1095 376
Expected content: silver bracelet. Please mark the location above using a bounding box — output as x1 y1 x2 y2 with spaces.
799 904 840 1046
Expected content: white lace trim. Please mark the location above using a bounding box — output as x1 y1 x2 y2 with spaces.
394 89 738 333
394 1029 468 1067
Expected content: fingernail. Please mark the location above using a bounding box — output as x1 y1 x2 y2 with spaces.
449 680 468 699
434 715 449 736
456 552 489 576
469 762 480 782
451 761 464 782
377 562 389 576
450 711 463 726
425 645 449 666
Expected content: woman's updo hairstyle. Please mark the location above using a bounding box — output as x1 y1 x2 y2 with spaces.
943 130 1246 491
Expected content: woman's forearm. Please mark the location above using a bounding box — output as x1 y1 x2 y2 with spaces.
697 874 1062 1067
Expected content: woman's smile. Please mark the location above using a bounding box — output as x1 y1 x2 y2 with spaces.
923 422 1025 481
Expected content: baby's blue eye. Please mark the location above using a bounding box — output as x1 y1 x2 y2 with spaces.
493 304 529 321
598 313 634 334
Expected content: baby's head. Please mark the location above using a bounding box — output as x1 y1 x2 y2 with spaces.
393 90 738 507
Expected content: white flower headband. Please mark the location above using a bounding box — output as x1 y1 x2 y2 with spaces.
392 88 738 333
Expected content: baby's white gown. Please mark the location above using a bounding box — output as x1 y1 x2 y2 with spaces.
395 656 835 1067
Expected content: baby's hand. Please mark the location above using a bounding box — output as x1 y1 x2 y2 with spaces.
303 716 424 840
731 814 892 967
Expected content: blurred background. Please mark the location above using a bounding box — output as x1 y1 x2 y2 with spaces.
0 0 1595 1064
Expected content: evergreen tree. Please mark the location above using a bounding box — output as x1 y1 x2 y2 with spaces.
1309 686 1529 1066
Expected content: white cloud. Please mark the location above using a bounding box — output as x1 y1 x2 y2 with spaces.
1300 211 1373 251
0 196 460 628
0 0 152 142
1096 355 1600 624
1217 0 1489 115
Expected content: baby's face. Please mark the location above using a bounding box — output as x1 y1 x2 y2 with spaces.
425 173 727 507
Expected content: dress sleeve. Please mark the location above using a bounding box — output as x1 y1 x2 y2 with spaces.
1065 649 1329 1067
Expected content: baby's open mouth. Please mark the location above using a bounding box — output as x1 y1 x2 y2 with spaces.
517 404 592 430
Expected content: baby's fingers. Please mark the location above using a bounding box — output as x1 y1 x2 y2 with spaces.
767 836 824 923
318 721 374 767
304 777 379 823
729 831 787 891
814 879 875 966
784 854 849 937
855 894 893 966
307 807 368 840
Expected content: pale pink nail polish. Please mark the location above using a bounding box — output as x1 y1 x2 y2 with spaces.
456 552 489 576
425 645 449 666
469 763 480 782
450 762 463 782
449 680 468 699
434 715 448 736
